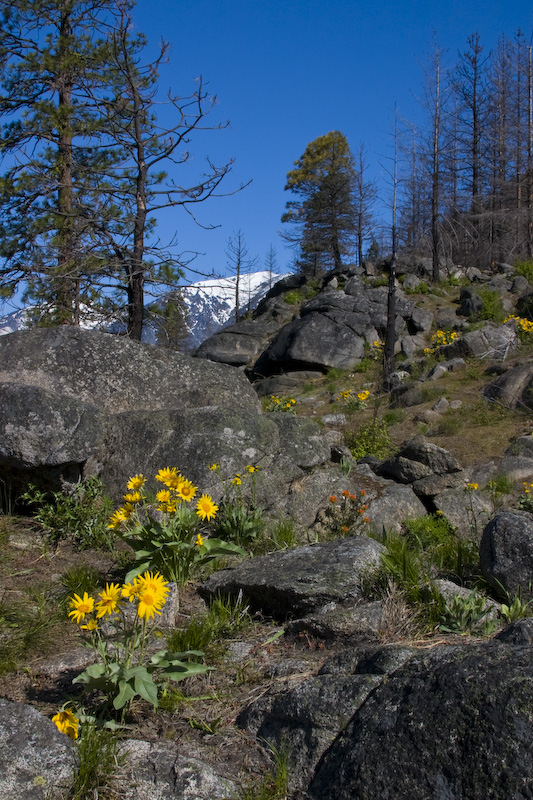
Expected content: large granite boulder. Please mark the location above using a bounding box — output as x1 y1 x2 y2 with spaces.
0 327 333 508
307 642 533 800
0 326 260 414
484 361 533 410
0 699 75 800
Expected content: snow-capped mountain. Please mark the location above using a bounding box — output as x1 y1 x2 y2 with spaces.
0 270 288 349
177 270 287 350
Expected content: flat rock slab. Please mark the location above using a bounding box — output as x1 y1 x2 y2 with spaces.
198 537 385 619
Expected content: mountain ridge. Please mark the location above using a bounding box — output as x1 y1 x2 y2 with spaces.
0 270 289 349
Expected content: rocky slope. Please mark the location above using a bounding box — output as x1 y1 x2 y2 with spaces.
3 258 533 798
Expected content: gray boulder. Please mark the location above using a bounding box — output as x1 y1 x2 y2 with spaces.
0 383 106 492
253 311 366 375
121 740 234 800
433 486 493 539
194 318 284 367
442 322 517 360
307 643 533 800
238 671 381 793
381 436 462 478
0 327 335 509
0 699 75 800
364 484 427 535
0 327 260 414
484 361 533 410
198 537 385 618
480 510 533 599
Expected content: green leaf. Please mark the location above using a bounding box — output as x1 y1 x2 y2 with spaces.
160 662 211 682
130 666 159 707
113 679 136 710
125 562 150 583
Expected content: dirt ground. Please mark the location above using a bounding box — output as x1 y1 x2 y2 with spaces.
0 516 346 784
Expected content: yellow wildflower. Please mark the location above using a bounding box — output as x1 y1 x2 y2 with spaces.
80 619 98 631
95 583 122 618
137 571 169 606
127 474 145 491
156 467 178 486
123 491 141 504
52 709 79 740
231 475 242 486
68 592 94 625
196 494 218 521
108 505 133 529
196 533 204 547
177 478 197 502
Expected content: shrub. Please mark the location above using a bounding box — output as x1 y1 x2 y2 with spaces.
68 571 210 714
264 395 297 414
476 287 505 322
430 589 497 635
21 477 114 550
316 490 370 539
108 468 245 586
514 258 533 285
345 418 393 460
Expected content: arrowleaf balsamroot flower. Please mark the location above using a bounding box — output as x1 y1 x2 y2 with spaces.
196 494 218 521
127 474 146 491
108 505 133 529
69 592 95 624
138 571 169 604
156 467 177 484
123 491 142 504
52 708 79 740
177 479 197 502
80 619 98 631
95 583 122 618
136 575 168 621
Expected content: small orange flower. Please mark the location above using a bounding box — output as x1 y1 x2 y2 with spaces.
329 495 338 503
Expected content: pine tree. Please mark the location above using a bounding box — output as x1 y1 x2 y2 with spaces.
281 131 357 274
0 0 120 322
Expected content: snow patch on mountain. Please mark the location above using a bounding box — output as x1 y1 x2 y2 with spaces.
179 270 287 349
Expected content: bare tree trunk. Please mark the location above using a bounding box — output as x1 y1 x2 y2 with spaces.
528 46 533 257
432 57 441 282
383 111 398 393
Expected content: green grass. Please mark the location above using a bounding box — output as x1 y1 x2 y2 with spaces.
232 741 290 800
0 590 64 674
69 723 123 800
362 518 483 633
166 593 253 659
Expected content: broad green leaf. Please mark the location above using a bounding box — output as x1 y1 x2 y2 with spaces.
113 679 136 710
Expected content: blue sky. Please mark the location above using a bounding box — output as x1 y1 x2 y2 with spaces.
131 0 533 283
3 0 533 313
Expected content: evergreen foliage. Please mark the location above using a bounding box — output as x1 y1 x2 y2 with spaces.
281 131 357 275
